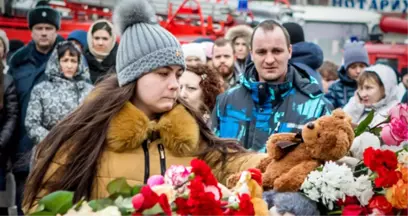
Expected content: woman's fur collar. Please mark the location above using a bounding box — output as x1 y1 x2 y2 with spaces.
106 102 200 156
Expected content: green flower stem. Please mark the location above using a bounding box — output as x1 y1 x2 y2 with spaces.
369 117 390 130
328 210 343 215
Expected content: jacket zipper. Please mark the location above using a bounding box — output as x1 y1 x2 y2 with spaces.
142 139 150 184
158 144 166 175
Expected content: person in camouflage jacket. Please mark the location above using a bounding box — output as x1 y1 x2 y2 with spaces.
25 41 93 145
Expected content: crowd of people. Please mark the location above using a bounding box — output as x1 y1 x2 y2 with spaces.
0 0 407 215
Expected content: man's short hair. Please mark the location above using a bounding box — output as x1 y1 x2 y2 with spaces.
250 20 291 49
212 38 233 53
213 38 232 48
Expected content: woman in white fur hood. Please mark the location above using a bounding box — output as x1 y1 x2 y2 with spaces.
339 64 402 167
344 64 400 127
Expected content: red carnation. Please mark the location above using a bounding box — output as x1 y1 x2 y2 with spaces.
175 197 191 215
139 186 159 210
375 167 401 188
342 204 369 216
158 194 171 216
234 194 255 216
189 192 223 215
368 196 393 215
337 196 360 206
363 148 398 173
190 159 218 186
189 177 206 199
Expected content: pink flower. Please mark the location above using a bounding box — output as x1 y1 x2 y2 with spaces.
147 175 164 187
164 165 192 192
132 194 144 210
389 103 408 124
381 118 408 146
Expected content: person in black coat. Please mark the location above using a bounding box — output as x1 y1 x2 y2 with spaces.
0 62 18 193
84 19 118 84
402 91 408 104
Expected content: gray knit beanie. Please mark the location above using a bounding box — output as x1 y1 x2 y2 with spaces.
343 42 369 70
113 0 185 87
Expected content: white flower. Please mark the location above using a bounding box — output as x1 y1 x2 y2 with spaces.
114 196 133 209
398 150 408 165
352 175 374 205
301 161 374 210
94 206 121 216
62 202 122 216
351 132 381 160
63 202 94 216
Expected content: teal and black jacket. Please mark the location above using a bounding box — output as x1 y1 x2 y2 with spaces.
211 62 332 152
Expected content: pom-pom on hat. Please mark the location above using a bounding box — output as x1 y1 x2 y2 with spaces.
113 0 185 87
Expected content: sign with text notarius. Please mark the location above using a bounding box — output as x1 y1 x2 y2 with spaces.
332 0 408 13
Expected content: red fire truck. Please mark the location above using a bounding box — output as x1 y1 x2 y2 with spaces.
0 0 247 44
365 15 408 73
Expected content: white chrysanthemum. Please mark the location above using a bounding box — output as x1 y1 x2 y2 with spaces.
301 161 374 210
352 175 374 205
304 187 321 202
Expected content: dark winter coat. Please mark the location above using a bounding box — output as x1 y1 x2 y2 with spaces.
84 43 118 84
7 36 64 172
0 74 18 167
325 66 357 109
402 91 408 104
290 42 324 90
212 62 332 152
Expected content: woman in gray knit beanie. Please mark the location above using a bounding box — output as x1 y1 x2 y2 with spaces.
23 0 267 211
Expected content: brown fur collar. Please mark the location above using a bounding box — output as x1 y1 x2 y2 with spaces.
106 102 200 156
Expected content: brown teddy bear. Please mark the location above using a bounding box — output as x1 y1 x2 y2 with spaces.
227 109 354 192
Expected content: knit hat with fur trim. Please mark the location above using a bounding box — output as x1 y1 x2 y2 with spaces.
113 0 185 87
27 1 61 30
225 25 253 44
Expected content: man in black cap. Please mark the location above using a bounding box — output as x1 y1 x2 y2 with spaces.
282 22 324 91
7 2 64 214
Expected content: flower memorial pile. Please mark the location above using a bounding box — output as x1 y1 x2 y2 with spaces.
30 103 408 216
300 103 408 216
30 159 263 216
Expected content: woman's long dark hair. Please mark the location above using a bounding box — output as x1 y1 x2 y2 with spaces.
23 73 245 209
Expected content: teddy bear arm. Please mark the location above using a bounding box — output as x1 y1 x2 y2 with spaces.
262 162 290 189
273 160 320 192
256 156 274 173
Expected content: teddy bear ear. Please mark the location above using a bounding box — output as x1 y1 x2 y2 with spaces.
333 109 353 124
332 109 347 119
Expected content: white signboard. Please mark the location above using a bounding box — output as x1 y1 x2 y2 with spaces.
332 0 408 13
